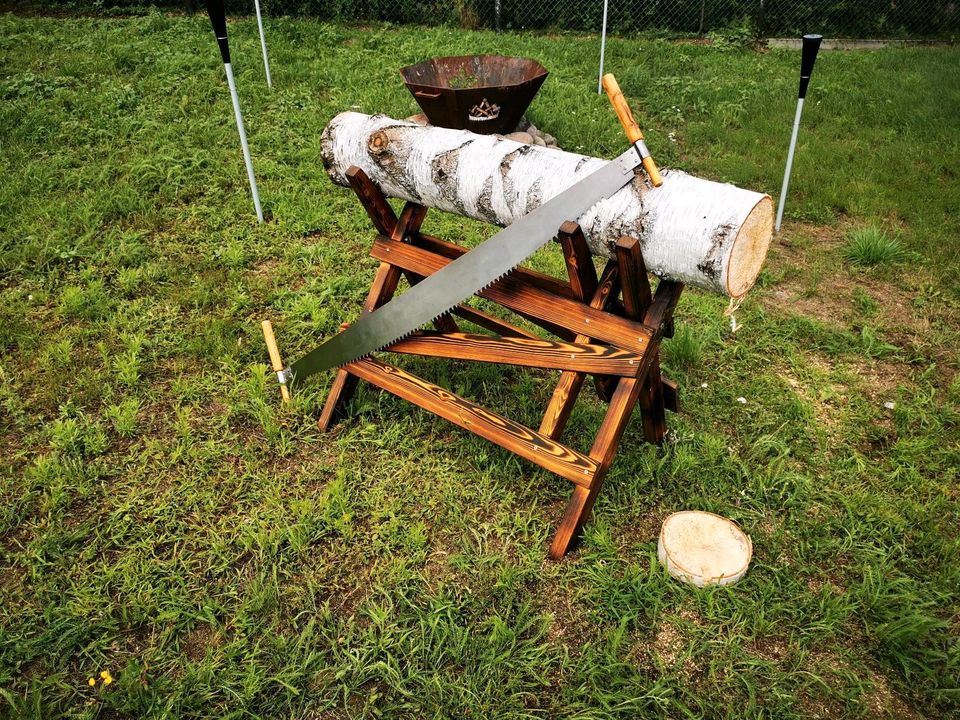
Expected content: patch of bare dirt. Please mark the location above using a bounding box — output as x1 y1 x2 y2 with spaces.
773 356 848 435
764 228 959 392
803 649 926 719
0 561 22 593
751 636 790 664
421 530 466 594
763 225 932 336
843 355 915 403
534 573 596 652
299 540 376 618
611 507 667 554
765 283 851 327
631 608 703 678
797 694 847 719
652 622 684 666
182 623 221 662
862 668 924 720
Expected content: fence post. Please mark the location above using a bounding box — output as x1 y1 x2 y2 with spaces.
754 0 767 38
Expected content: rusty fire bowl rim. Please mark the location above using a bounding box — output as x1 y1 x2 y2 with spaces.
398 54 549 91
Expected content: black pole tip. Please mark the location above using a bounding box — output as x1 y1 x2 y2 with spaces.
206 0 230 64
798 34 823 99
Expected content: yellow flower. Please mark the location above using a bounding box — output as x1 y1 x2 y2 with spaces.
87 677 96 687
100 670 114 685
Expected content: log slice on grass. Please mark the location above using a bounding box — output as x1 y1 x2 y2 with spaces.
321 112 773 297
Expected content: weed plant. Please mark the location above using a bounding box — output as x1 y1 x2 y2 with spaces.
843 226 908 266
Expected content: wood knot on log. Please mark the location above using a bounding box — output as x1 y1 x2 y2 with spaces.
368 130 390 155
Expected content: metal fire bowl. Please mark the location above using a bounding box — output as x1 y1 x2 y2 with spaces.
400 55 548 135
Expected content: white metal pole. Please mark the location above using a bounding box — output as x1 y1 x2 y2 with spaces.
224 62 264 223
775 97 803 232
253 0 272 88
597 0 609 94
776 33 822 232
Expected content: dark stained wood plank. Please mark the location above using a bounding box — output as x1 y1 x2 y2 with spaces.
392 201 429 242
615 236 653 320
508 307 577 341
539 372 586 440
386 331 643 376
636 357 664 444
397 209 459 332
433 314 460 333
558 221 598 303
451 304 540 340
644 280 685 331
593 375 618 403
369 237 653 353
592 237 641 403
318 369 358 432
359 261 404 316
630 279 684 445
638 280 684 444
662 376 679 412
590 378 642 469
346 166 397 237
549 280 685 557
616 235 659 441
389 230 580 338
539 261 620 440
346 357 598 488
663 317 676 339
319 259 403 431
549 375 646 559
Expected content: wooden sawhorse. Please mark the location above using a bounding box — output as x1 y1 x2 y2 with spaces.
318 166 683 559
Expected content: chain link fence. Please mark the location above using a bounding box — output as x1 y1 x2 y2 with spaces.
247 0 957 37
30 0 960 37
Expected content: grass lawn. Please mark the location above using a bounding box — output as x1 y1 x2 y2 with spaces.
1 10 959 719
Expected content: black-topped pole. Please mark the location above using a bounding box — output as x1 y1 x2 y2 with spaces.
207 0 264 222
776 34 822 232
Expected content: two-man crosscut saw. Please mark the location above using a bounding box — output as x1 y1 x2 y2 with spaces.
277 73 662 391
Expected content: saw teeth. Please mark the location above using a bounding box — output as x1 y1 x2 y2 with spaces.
334 238 553 370
335 324 422 368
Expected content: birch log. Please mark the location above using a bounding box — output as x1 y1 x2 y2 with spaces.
321 112 773 297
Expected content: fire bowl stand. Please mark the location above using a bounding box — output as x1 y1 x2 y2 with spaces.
273 167 684 559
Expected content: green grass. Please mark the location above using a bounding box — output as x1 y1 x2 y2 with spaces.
1 10 959 719
843 226 908 266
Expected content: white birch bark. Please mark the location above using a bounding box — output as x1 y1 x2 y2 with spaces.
321 112 773 297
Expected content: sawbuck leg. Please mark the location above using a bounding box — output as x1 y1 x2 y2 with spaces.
319 167 430 431
615 236 665 445
549 237 683 559
549 376 647 560
539 222 617 440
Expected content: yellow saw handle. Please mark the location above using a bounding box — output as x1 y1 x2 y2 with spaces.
261 320 290 403
602 73 663 187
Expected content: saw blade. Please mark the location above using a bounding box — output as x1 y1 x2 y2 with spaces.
288 145 644 386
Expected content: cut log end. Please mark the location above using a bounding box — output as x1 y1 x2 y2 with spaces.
726 195 774 298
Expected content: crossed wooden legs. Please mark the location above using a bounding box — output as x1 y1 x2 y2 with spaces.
319 166 683 558
319 169 449 432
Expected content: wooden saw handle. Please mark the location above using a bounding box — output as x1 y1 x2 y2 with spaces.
261 320 290 403
602 73 663 187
